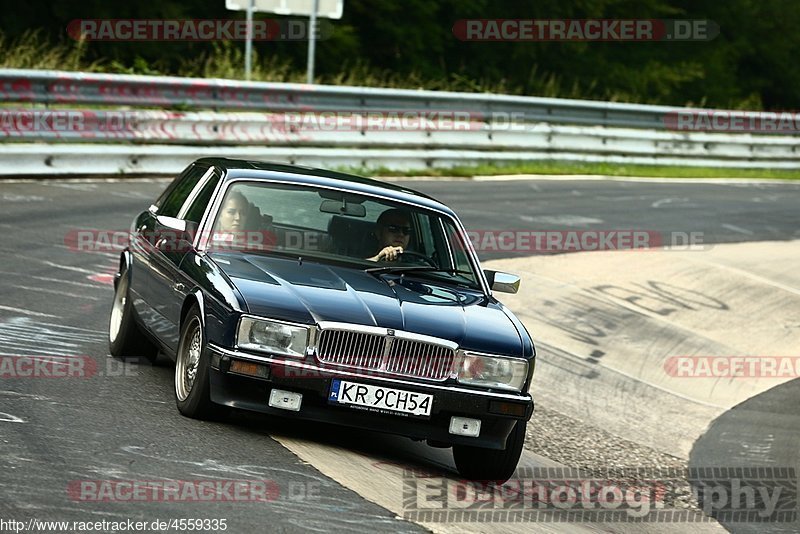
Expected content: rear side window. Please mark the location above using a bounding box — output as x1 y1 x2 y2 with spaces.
158 164 209 217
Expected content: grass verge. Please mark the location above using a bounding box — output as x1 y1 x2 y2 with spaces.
341 161 800 180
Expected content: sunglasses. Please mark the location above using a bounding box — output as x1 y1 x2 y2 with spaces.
384 224 412 235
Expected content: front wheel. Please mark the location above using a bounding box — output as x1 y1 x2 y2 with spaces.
453 420 527 483
174 304 227 420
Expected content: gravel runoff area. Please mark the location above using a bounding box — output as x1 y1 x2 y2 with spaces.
524 406 704 514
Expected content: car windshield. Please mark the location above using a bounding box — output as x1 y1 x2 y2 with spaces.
207 181 482 289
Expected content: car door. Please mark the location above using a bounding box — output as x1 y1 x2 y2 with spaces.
129 164 203 329
136 164 218 351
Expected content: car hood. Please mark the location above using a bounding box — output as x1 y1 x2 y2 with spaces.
210 252 524 357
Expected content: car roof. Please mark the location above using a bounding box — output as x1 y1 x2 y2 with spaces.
195 158 456 216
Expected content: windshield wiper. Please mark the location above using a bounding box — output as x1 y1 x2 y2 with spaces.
364 266 480 290
364 265 473 276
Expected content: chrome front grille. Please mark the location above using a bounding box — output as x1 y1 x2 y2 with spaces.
316 329 384 370
315 327 456 381
386 338 455 380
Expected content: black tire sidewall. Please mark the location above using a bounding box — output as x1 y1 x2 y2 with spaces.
109 268 157 363
175 305 214 417
453 420 527 483
109 270 136 357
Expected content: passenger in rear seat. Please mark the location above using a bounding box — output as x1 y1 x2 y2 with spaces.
367 209 412 262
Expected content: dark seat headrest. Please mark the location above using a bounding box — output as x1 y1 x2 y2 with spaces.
328 215 375 257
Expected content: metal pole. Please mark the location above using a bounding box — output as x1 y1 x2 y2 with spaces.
306 0 320 84
245 0 255 80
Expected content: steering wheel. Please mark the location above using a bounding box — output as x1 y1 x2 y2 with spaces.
398 251 437 268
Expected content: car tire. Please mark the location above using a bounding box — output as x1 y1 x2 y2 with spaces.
174 304 228 421
453 420 527 483
109 267 158 363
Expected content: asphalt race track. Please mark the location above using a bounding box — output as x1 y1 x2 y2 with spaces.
0 176 798 533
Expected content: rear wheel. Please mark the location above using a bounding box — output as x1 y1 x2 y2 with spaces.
109 268 158 363
453 420 527 483
174 304 227 420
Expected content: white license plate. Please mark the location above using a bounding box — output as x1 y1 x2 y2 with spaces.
329 379 433 417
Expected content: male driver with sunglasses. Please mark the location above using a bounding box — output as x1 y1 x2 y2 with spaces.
367 208 413 262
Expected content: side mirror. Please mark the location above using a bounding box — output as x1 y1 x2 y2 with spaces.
156 216 198 252
156 215 186 232
484 270 521 294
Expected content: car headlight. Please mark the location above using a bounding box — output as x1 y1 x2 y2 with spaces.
237 317 309 358
457 352 528 392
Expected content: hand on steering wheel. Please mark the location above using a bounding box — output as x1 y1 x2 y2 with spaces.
397 250 437 267
374 245 404 261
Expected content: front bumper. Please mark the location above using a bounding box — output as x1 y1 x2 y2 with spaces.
207 344 534 450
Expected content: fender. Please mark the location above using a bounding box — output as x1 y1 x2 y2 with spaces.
115 249 134 290
181 288 207 330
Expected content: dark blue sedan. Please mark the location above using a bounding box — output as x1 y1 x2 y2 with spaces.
109 158 535 482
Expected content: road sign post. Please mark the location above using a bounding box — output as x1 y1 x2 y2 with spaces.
225 0 344 84
306 0 320 84
245 0 255 80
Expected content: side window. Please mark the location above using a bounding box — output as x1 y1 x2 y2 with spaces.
182 170 221 223
154 163 195 212
158 164 209 217
413 213 435 256
443 220 478 280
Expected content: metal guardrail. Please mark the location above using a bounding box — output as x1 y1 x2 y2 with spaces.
0 69 679 128
1 109 796 157
0 69 798 174
5 144 800 177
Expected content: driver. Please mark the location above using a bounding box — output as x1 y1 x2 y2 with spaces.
367 208 412 262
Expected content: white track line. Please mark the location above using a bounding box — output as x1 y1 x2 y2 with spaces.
0 306 58 318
